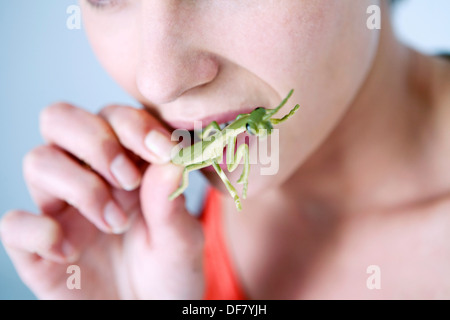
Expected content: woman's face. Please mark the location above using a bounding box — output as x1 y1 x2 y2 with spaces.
81 0 380 197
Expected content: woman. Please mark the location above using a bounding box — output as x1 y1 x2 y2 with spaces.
1 0 449 299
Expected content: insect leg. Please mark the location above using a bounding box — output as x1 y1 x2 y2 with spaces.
226 135 237 172
235 144 250 199
168 159 214 201
226 136 249 199
212 160 242 211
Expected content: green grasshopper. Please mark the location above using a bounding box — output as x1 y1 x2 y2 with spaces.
169 89 300 211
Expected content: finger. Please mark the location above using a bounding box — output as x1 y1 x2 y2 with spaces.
0 210 79 264
99 105 175 165
140 163 205 300
140 162 203 251
23 145 130 234
40 102 141 191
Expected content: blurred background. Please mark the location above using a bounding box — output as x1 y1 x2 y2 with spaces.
1 0 450 300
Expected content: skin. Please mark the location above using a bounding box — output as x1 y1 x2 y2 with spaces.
1 0 450 299
169 93 300 210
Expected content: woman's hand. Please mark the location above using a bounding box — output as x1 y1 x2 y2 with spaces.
0 103 204 299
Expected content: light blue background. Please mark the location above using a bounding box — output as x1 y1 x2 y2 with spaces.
1 0 449 300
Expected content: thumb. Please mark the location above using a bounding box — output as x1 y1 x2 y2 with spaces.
139 162 203 248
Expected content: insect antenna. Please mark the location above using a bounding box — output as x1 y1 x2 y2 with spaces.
270 104 300 125
262 89 294 121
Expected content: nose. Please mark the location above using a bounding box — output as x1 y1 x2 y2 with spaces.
136 2 219 105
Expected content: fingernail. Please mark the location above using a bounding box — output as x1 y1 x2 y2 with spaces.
110 154 141 191
104 201 129 234
144 129 173 163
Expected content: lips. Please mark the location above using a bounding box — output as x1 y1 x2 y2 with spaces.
164 106 258 173
164 108 256 132
164 107 255 147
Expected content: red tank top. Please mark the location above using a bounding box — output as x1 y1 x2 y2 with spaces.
201 188 247 300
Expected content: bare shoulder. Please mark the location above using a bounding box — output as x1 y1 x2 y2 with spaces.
303 196 450 299
392 196 450 298
405 192 450 261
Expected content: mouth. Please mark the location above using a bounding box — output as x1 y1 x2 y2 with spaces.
164 108 256 132
188 119 235 143
164 108 257 172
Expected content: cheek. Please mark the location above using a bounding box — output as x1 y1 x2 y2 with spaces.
81 5 139 98
226 1 379 94
214 1 380 193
